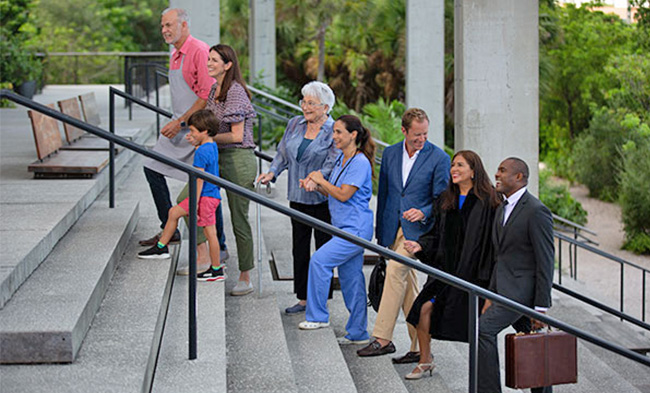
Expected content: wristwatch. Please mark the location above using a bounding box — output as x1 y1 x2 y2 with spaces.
180 121 187 128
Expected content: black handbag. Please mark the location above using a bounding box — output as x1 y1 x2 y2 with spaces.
367 257 386 312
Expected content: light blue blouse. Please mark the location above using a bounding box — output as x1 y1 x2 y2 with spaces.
269 115 340 205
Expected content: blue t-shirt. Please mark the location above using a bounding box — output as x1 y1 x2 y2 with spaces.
328 152 374 240
193 142 221 200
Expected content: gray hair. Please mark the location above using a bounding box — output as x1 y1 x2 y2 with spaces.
162 8 190 26
301 81 335 114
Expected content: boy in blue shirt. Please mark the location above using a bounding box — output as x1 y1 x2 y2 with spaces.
138 110 224 282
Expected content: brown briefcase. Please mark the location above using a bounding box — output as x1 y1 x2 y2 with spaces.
505 330 578 389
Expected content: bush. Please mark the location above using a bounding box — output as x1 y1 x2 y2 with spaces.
539 169 588 225
619 125 650 254
573 108 629 201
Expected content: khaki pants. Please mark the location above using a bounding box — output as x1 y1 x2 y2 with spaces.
371 228 419 352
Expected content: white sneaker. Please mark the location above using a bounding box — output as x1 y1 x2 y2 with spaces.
298 321 330 330
337 336 370 345
230 280 253 296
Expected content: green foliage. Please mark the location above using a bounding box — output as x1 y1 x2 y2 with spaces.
27 0 166 84
539 170 588 226
359 98 405 145
619 125 650 254
0 0 42 87
573 109 628 201
603 54 650 116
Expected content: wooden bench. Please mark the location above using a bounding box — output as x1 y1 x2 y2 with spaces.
27 105 109 178
79 92 140 140
57 97 121 152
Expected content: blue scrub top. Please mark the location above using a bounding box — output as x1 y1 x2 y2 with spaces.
328 152 374 239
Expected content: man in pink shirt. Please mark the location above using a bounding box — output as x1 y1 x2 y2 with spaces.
141 8 227 264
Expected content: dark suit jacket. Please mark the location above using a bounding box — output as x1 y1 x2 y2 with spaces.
490 190 554 308
375 141 450 247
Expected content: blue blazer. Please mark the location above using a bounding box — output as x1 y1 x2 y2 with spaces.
376 141 450 247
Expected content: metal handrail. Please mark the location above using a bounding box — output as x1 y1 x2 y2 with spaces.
249 86 302 112
553 283 650 331
126 63 169 118
6 89 648 391
552 214 597 236
555 231 649 322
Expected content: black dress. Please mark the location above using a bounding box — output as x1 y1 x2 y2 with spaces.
406 190 496 342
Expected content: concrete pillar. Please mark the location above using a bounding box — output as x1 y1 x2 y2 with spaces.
249 0 276 89
454 0 539 194
170 0 219 47
406 0 445 148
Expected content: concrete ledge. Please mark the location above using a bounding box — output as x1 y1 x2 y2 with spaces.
0 201 139 363
0 121 154 309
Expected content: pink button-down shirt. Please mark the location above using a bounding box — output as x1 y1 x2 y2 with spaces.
170 35 214 100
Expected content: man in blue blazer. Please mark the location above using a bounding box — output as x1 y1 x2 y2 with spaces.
357 108 450 362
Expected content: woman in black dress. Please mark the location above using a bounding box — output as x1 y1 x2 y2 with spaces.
402 150 500 380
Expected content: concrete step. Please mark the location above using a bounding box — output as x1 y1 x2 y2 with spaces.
0 120 154 309
0 197 139 364
0 218 179 392
549 293 650 392
221 192 299 393
151 240 227 393
276 280 358 393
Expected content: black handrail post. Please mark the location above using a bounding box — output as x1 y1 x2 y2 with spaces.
109 90 115 208
641 270 645 322
128 66 133 121
620 264 625 321
145 67 150 103
257 116 263 172
155 74 160 136
468 292 479 393
188 174 198 360
558 239 563 285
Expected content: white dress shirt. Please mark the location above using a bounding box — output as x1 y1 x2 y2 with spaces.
502 187 527 225
401 142 420 188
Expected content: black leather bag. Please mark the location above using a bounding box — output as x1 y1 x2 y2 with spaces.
368 257 386 312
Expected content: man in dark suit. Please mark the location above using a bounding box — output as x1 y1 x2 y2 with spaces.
479 157 554 393
357 108 450 362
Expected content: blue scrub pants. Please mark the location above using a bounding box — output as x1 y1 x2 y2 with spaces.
306 236 369 341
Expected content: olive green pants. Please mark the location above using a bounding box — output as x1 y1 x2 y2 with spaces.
218 148 256 272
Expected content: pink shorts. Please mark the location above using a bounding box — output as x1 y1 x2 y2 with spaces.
178 197 221 227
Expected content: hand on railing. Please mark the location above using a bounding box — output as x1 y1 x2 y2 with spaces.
256 172 274 185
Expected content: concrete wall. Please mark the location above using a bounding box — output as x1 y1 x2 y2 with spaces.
249 0 277 89
454 0 539 194
169 0 220 47
406 0 445 148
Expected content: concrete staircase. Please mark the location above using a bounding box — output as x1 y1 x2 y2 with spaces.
1 88 648 392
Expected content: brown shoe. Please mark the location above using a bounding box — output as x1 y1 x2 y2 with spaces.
357 340 396 357
139 231 181 246
392 351 421 364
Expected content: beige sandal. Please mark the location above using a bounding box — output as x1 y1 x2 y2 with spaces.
405 361 435 380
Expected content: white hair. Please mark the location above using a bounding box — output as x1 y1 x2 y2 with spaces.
162 8 190 26
301 81 335 114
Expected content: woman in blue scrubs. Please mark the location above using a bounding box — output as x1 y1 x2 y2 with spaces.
297 115 376 344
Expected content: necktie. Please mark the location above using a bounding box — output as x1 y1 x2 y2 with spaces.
500 200 509 227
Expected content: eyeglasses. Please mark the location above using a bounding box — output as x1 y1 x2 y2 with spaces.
299 99 325 108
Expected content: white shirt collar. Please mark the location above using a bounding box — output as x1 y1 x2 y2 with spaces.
502 187 527 225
